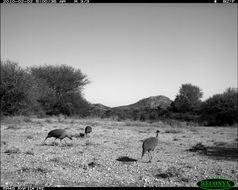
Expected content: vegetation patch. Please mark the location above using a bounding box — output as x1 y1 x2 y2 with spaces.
164 129 182 134
24 150 34 155
6 125 21 130
4 147 21 155
188 142 207 154
155 166 181 179
26 135 34 139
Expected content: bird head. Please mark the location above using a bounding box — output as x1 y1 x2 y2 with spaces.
66 133 73 140
156 130 160 137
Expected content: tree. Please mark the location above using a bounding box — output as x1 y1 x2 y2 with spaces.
201 87 238 125
0 60 38 115
30 64 90 116
171 83 203 113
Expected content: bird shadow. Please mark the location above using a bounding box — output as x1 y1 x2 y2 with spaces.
40 142 74 147
116 156 138 162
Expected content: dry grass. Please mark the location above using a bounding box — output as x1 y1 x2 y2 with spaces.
164 129 183 134
1 116 237 187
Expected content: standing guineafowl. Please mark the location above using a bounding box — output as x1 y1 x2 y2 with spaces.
141 130 160 162
43 129 73 145
85 126 92 137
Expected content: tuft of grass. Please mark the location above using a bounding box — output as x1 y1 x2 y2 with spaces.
1 116 23 125
25 150 34 155
6 124 21 130
23 117 32 123
19 166 50 174
4 147 21 155
36 111 46 118
166 166 181 177
45 118 52 123
138 130 148 134
35 120 42 125
26 135 34 139
33 167 49 174
19 166 31 172
179 177 190 182
155 166 181 179
164 129 182 134
188 142 207 153
85 140 93 146
1 141 7 145
49 157 61 163
189 128 199 133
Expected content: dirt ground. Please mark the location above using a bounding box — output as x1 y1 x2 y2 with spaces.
1 116 237 187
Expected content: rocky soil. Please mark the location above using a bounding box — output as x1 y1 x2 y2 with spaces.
1 116 237 187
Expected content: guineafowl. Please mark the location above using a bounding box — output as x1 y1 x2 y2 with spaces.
85 126 92 137
43 129 73 145
141 130 160 162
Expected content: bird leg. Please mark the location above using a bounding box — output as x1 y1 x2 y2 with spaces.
60 139 66 146
149 152 152 162
64 139 68 146
147 151 152 163
54 138 57 146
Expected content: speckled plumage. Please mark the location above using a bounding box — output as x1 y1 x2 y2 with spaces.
44 129 72 144
85 126 92 137
141 130 160 162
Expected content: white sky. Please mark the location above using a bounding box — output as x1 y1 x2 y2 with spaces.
1 4 237 107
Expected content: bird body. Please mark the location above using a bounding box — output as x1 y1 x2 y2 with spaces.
141 130 160 162
43 129 72 145
85 126 92 137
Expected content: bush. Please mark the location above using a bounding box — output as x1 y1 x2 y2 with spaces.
0 61 39 115
30 64 90 116
201 88 238 126
171 83 203 113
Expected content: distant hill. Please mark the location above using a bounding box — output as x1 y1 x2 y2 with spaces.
89 103 111 117
113 95 172 110
88 95 172 119
92 103 111 110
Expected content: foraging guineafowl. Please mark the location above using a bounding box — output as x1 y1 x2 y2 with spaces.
85 126 92 137
141 130 160 162
43 129 73 145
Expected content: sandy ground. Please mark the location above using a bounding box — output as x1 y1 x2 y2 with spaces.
1 116 237 187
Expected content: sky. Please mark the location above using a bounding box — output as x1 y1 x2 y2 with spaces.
1 4 237 107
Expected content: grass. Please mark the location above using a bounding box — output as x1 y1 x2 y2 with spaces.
155 166 181 179
24 150 34 155
188 142 207 153
1 116 238 187
19 166 50 174
164 129 182 134
6 125 21 130
4 147 21 154
26 135 34 139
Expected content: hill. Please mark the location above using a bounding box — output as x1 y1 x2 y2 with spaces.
113 95 172 110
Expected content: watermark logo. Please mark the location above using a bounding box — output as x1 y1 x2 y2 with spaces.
197 178 235 190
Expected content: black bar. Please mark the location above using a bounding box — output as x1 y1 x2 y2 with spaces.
1 0 237 3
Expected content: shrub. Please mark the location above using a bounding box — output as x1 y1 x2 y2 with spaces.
0 61 39 115
201 88 238 126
